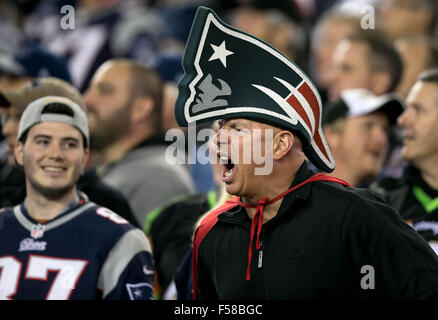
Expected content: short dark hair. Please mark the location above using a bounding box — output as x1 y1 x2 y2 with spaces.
110 59 164 132
130 63 163 132
41 102 74 116
417 68 438 107
347 32 403 93
20 102 88 148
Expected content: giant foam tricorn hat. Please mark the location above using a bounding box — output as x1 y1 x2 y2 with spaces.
175 6 335 172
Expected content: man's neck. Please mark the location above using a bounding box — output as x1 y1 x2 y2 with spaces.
416 156 438 190
101 129 154 165
243 199 284 223
25 187 79 222
242 170 298 223
101 136 143 165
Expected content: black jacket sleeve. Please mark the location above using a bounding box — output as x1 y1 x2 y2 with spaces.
197 241 220 300
342 194 438 299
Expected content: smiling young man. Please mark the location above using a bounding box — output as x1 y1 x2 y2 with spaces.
175 7 438 300
0 96 154 300
322 88 404 187
0 77 139 225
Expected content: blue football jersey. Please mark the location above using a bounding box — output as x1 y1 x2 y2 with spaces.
0 194 154 300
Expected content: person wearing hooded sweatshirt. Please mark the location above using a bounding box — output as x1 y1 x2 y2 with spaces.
175 7 438 300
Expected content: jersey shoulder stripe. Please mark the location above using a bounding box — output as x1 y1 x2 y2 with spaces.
98 228 152 298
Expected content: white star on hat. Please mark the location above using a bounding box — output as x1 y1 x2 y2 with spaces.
209 41 234 68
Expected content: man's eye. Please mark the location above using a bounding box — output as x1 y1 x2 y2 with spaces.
36 139 49 146
98 84 113 95
340 64 351 73
64 141 78 149
99 88 111 95
413 105 422 114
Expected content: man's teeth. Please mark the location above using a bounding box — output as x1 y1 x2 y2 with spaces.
44 167 64 172
225 168 233 177
220 157 229 164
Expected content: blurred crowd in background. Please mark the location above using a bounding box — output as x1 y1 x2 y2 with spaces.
1 0 438 299
1 0 436 99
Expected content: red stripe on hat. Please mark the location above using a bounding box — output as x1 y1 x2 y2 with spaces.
286 95 312 133
313 129 330 160
298 82 320 124
298 82 320 122
298 82 330 162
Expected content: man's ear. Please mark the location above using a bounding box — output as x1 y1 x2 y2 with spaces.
131 96 154 123
273 130 294 160
370 71 392 95
14 141 24 167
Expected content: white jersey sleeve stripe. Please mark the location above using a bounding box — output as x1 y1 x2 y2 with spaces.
97 228 152 298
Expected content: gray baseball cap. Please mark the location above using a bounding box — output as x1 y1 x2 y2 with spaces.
17 96 89 148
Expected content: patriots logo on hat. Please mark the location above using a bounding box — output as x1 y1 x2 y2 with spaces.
175 6 335 172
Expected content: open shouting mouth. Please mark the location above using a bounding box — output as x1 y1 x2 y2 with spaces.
220 156 235 183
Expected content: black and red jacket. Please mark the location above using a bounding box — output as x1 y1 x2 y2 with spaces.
192 162 438 299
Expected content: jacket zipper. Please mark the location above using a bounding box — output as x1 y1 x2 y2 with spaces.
258 245 263 269
258 231 270 299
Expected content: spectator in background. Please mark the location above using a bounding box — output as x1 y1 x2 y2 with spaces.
153 53 216 194
0 45 71 90
328 30 405 180
371 69 438 255
31 0 194 93
310 9 362 102
328 31 403 101
39 0 123 92
377 0 437 40
0 45 73 187
227 4 307 67
84 59 195 227
152 53 184 132
0 77 139 227
0 96 154 299
0 77 81 208
322 88 404 187
394 35 438 98
145 121 224 299
174 188 234 301
0 1 23 54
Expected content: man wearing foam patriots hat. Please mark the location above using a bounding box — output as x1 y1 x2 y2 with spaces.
176 7 438 299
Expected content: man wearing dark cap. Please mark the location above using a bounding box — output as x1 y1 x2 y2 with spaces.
0 96 154 299
176 7 438 299
0 45 71 90
322 88 404 187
